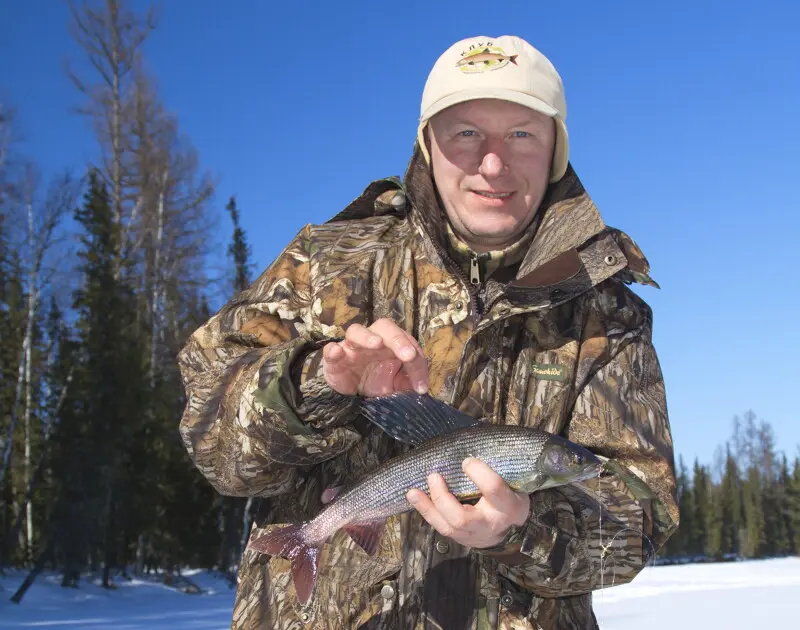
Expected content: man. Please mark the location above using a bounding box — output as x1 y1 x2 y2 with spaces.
178 35 678 629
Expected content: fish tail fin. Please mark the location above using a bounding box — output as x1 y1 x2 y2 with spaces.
247 522 320 604
509 54 519 65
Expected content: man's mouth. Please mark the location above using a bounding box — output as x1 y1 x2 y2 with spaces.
472 191 514 200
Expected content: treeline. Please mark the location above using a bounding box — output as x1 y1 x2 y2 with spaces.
0 1 254 599
661 411 800 562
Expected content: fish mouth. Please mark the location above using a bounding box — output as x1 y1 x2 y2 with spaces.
576 461 604 481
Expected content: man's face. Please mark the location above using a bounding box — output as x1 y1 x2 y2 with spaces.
428 99 556 253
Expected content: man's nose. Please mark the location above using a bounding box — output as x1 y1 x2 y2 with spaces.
478 139 507 177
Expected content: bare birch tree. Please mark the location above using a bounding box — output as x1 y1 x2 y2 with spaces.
0 165 77 563
67 0 157 269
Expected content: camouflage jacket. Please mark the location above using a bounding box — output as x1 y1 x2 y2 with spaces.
178 150 678 629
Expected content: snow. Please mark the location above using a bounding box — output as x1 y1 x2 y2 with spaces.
0 570 236 629
1 558 799 628
593 557 800 629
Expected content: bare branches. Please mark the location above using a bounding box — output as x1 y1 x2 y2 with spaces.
67 0 157 94
0 167 77 492
67 0 158 235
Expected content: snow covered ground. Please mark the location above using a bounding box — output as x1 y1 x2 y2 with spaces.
0 569 236 629
1 558 799 628
593 557 800 629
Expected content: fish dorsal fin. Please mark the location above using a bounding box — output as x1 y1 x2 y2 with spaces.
360 392 480 445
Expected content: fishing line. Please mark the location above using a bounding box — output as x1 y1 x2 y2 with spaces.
594 464 658 620
598 469 604 605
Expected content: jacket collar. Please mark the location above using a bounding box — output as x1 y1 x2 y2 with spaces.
328 145 657 296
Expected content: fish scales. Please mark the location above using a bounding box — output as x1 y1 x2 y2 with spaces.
305 425 550 542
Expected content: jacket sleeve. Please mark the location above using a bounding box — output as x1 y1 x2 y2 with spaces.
492 310 679 597
177 225 361 499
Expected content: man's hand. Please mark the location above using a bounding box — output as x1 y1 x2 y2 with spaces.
322 318 429 397
406 457 531 549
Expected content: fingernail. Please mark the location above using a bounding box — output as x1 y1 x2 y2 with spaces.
462 457 475 470
407 491 419 505
415 383 428 395
400 347 416 361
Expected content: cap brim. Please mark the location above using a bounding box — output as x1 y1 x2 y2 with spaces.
420 87 559 123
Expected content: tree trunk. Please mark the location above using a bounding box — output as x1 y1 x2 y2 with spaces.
0 335 28 488
10 536 53 604
102 483 115 589
5 366 71 564
23 285 34 561
134 533 145 577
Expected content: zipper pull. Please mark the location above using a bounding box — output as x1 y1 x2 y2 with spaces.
470 255 481 285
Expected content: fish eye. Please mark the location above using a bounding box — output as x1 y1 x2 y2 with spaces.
573 452 583 466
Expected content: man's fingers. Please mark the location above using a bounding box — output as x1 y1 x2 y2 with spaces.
428 473 473 531
344 323 384 350
463 458 531 528
462 457 517 515
368 320 429 394
368 320 416 359
406 488 457 538
462 458 509 500
323 342 344 362
360 360 403 397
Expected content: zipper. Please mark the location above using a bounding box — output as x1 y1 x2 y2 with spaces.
470 255 481 286
429 239 484 322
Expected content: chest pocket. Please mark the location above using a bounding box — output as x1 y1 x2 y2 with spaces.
505 316 579 434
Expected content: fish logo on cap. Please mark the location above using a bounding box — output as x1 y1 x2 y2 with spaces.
456 43 518 73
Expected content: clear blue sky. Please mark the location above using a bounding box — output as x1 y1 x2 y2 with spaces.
2 0 798 471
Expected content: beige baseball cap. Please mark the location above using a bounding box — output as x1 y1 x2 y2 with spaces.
417 35 569 183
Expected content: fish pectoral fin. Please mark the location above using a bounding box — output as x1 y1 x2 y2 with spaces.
360 392 481 445
343 519 386 556
516 478 545 494
291 545 320 605
321 485 344 504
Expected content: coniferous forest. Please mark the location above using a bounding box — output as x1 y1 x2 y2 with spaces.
1 0 799 602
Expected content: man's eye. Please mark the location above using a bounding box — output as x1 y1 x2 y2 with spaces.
513 131 531 138
459 130 477 137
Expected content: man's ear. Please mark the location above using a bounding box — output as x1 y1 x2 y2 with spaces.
423 123 432 157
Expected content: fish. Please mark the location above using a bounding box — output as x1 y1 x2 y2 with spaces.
247 392 603 604
456 47 519 70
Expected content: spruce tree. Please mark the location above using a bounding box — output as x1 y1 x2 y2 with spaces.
790 456 800 554
742 464 765 558
72 169 147 587
676 457 694 556
691 460 711 557
777 454 793 556
713 446 742 558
